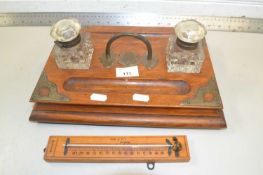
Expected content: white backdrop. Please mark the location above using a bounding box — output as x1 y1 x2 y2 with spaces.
0 25 263 175
0 1 263 175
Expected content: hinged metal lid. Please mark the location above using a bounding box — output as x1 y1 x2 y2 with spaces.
50 18 81 42
175 19 207 44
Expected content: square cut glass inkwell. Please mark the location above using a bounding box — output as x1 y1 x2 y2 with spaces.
50 18 94 69
166 20 207 73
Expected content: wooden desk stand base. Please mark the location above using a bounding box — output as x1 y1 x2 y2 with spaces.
29 26 227 129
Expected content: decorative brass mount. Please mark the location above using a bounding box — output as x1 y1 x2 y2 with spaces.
30 72 69 102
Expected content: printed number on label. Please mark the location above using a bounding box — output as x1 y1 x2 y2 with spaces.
116 66 139 77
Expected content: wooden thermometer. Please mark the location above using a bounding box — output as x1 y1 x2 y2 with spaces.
44 135 190 170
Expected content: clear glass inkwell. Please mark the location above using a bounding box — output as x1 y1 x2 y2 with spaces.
166 19 207 73
50 18 94 69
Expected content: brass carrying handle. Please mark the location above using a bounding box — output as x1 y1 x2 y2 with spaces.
105 32 153 61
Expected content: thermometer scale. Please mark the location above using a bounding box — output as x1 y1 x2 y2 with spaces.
44 135 190 170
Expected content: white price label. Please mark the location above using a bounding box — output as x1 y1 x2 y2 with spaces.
132 94 150 102
90 93 107 102
116 66 139 77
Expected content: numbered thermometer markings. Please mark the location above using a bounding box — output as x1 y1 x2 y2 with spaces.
66 146 168 158
63 142 173 157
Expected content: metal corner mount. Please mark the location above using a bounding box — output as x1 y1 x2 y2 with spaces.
30 71 69 102
180 77 223 108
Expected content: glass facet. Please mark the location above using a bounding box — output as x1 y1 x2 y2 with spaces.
166 35 205 73
53 33 94 69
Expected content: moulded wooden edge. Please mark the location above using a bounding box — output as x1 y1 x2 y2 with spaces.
29 110 227 129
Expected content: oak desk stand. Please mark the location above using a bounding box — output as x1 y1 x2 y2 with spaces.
29 26 226 129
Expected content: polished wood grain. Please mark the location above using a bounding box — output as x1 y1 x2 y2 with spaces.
31 26 222 109
29 26 226 128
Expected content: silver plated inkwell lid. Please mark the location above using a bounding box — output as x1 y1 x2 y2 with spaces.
50 18 81 47
175 19 207 49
